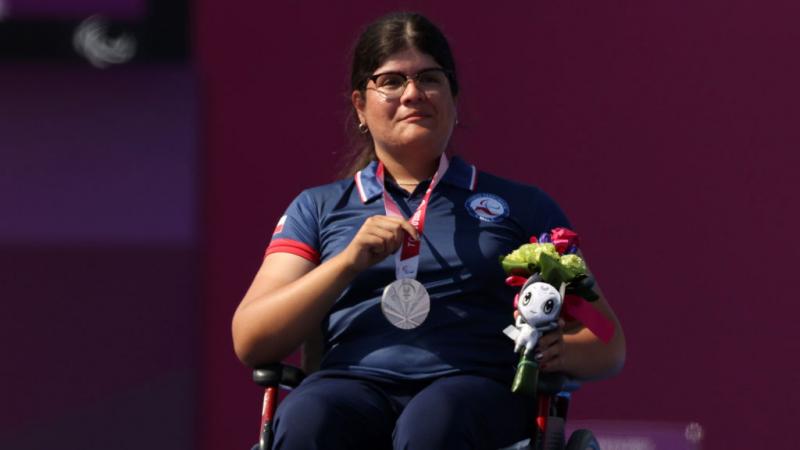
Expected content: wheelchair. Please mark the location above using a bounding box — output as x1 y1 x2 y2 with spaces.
250 363 600 450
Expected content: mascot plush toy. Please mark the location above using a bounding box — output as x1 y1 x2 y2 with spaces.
507 274 564 356
500 228 612 397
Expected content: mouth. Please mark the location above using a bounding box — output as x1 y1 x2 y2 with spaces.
401 112 431 121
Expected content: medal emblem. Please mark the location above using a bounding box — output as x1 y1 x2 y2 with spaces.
381 279 430 329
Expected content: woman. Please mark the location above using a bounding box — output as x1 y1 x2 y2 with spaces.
232 12 625 450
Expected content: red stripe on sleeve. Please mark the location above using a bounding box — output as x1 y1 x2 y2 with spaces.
264 238 321 265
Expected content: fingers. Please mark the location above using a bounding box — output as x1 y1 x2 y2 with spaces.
537 334 564 371
374 215 419 241
363 216 418 254
367 226 403 254
398 220 420 241
344 215 421 272
536 320 565 370
537 328 562 350
363 226 401 255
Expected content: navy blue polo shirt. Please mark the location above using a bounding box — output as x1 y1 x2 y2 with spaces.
266 156 570 384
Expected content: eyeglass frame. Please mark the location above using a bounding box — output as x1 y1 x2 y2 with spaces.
363 67 454 99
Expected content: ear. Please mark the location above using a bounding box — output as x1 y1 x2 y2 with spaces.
351 90 366 124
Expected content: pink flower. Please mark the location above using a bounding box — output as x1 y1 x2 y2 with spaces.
550 227 580 254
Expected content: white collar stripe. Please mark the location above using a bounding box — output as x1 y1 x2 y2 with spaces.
469 165 477 191
355 170 368 203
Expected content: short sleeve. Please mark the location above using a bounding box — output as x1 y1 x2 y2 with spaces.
264 190 321 264
529 189 573 236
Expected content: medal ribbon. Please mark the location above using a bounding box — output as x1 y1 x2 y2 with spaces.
376 153 449 280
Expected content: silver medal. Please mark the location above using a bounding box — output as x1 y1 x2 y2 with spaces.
381 279 430 329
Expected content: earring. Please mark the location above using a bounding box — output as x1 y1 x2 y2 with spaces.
358 123 369 134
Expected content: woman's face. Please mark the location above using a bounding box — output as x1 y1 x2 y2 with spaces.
352 47 457 160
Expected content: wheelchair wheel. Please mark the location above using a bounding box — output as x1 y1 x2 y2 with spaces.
565 429 600 450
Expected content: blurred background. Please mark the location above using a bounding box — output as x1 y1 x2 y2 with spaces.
2 1 798 449
1 1 198 449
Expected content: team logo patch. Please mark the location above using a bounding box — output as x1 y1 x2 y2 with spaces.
465 193 510 222
273 215 287 234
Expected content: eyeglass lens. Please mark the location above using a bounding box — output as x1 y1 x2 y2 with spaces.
372 69 448 99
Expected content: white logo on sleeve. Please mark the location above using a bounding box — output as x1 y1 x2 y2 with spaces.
273 215 287 234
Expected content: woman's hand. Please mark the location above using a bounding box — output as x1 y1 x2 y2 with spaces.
535 318 566 373
339 215 419 273
233 215 419 366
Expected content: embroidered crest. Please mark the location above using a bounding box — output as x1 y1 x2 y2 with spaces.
465 193 510 222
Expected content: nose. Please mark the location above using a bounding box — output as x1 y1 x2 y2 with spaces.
400 79 427 104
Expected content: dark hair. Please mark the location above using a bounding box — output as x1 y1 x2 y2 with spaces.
340 12 459 178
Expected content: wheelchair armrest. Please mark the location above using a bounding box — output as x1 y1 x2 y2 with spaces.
253 363 306 388
537 373 581 395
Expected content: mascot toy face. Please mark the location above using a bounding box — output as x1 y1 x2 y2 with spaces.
518 280 562 328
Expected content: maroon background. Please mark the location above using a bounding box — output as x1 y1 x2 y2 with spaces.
197 2 799 450
0 65 198 449
2 1 798 449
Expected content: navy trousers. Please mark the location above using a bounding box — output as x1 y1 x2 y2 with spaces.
271 370 536 450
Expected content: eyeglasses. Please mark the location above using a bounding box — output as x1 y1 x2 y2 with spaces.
366 68 451 100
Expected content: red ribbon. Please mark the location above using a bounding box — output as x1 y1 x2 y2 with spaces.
505 275 527 287
561 295 615 343
376 154 448 279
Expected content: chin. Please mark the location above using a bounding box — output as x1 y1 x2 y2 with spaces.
398 134 442 151
400 125 446 143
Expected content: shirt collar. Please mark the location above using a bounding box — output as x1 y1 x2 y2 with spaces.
354 155 477 204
